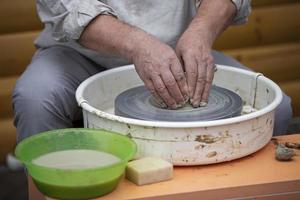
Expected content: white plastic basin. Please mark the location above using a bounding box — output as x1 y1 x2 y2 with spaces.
76 65 282 165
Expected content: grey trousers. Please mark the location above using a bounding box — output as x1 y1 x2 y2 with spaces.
13 46 293 142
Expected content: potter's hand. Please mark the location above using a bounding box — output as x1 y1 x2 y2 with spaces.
131 33 189 109
175 0 236 108
176 29 215 108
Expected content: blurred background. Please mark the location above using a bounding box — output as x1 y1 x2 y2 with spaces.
0 0 299 199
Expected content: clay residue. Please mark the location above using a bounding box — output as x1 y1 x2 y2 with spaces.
272 138 299 161
276 144 295 161
126 132 132 138
195 135 220 144
242 105 258 115
271 137 279 146
194 144 205 150
206 151 217 158
285 142 300 149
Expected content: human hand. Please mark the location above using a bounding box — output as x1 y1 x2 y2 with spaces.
130 32 189 109
175 27 215 108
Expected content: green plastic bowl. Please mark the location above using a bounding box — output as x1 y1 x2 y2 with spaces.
15 128 136 200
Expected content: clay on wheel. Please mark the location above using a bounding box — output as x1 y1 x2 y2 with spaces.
114 85 243 122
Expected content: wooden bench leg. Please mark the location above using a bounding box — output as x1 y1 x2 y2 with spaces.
28 176 46 200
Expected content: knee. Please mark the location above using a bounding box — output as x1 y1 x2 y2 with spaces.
13 73 53 109
12 73 72 142
12 73 54 123
12 61 72 122
13 76 37 112
13 76 48 141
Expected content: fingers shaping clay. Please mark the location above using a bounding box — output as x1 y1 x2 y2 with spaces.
126 157 173 185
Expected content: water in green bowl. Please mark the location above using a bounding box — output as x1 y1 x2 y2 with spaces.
32 149 121 169
15 128 137 200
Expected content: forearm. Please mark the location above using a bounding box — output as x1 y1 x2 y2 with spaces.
79 15 143 61
190 0 237 47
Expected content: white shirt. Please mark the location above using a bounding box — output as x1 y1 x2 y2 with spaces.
35 0 251 68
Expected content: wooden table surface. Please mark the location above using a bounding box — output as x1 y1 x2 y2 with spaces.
46 134 300 200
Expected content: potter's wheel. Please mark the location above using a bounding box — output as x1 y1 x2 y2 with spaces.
115 85 243 122
77 65 283 165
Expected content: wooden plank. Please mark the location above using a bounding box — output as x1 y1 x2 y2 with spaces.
0 0 298 33
0 31 38 77
0 76 18 119
252 0 299 7
0 0 298 36
0 118 16 163
280 81 300 117
214 3 300 50
225 42 300 116
224 42 300 83
0 0 298 37
0 0 42 34
1 4 300 76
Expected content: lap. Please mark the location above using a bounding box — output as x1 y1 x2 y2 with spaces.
16 46 103 91
13 46 105 141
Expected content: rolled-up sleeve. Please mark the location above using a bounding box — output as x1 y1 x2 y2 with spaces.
231 0 251 25
195 0 251 25
36 0 118 42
